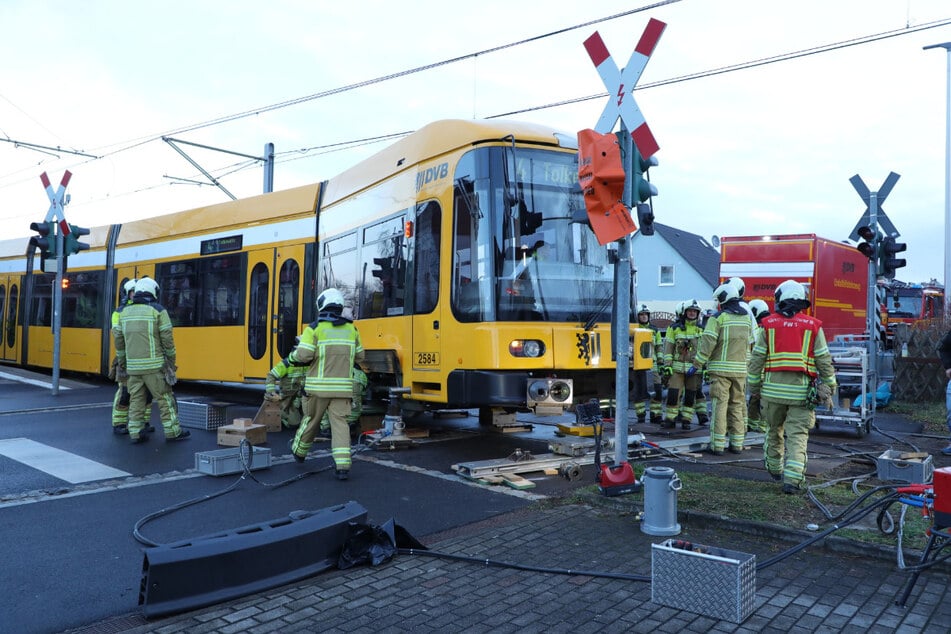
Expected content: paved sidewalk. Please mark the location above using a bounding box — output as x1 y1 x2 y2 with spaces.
75 502 951 633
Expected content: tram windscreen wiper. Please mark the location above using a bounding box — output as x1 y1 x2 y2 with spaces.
583 292 613 331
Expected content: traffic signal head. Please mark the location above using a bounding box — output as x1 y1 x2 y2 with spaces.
880 236 907 279
629 141 659 204
29 221 56 258
855 225 879 260
63 223 90 256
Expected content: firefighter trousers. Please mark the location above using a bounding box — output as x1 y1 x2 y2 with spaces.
293 395 352 471
708 374 746 452
762 398 815 488
127 372 181 439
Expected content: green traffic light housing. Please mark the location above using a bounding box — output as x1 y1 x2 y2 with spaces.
880 236 907 279
63 223 90 256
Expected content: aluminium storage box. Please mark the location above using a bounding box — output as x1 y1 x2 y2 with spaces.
195 446 272 476
651 539 756 623
876 450 934 484
178 400 230 431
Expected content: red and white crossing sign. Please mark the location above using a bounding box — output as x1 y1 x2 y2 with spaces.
583 18 666 158
40 170 72 223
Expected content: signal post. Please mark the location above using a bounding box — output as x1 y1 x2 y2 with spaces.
580 20 664 470
28 171 89 395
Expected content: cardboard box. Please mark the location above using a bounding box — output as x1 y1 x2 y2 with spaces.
651 539 756 623
217 420 267 446
253 401 283 432
195 447 272 476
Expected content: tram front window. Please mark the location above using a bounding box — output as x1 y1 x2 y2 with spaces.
452 146 612 323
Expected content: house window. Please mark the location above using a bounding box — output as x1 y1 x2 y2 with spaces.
659 265 674 286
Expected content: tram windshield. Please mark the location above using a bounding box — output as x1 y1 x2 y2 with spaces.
451 145 614 323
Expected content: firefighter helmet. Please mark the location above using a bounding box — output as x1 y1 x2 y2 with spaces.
749 299 769 321
774 280 810 315
713 282 740 305
636 303 651 319
728 277 746 297
123 279 137 296
316 288 345 313
134 277 159 299
682 299 702 319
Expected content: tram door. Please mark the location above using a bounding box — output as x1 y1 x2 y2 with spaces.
245 246 304 380
409 201 443 394
0 274 20 363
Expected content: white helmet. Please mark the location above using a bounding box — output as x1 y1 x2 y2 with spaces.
728 277 746 297
681 299 701 320
774 280 809 315
636 303 650 318
749 299 770 321
316 288 345 313
123 278 137 296
134 277 160 299
713 282 740 305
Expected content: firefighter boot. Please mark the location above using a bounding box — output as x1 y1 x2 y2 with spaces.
696 413 709 427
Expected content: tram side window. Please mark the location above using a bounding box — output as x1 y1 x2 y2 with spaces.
361 216 407 319
61 271 103 328
30 274 54 327
413 201 440 315
158 261 199 326
320 233 359 317
200 254 243 326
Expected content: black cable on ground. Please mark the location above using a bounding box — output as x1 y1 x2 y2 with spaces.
756 492 902 570
132 439 337 547
397 547 651 582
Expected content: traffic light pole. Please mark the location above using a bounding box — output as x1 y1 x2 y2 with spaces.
613 128 633 465
865 193 879 412
52 229 63 395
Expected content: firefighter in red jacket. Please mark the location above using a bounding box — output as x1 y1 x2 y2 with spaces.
748 280 836 493
288 289 365 479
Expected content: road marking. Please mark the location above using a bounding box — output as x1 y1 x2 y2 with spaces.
0 438 130 483
0 370 72 390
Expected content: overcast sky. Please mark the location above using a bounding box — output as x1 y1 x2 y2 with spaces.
2 0 950 284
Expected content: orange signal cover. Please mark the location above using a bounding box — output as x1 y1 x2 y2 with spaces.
577 129 636 245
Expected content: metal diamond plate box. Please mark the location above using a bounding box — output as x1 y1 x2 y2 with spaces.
651 539 756 623
178 400 230 431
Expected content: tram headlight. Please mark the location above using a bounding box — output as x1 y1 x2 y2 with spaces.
509 339 545 358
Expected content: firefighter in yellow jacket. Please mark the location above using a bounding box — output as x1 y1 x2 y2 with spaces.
288 288 365 479
693 282 753 455
661 299 704 429
110 278 153 435
264 339 307 429
115 277 188 443
745 299 771 432
748 280 836 494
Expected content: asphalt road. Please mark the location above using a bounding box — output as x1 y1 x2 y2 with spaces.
0 368 931 634
0 371 586 634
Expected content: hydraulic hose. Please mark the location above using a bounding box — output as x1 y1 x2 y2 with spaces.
398 547 651 582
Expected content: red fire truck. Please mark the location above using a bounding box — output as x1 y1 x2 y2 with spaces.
882 281 944 336
718 234 867 341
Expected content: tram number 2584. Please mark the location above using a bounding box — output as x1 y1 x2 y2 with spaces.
414 352 440 367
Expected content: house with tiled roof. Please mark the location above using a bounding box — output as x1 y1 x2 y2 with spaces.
630 222 720 325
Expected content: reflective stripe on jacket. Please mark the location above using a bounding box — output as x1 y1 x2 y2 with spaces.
290 320 365 398
115 300 176 374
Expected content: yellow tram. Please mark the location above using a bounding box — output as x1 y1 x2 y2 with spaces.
0 119 652 422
